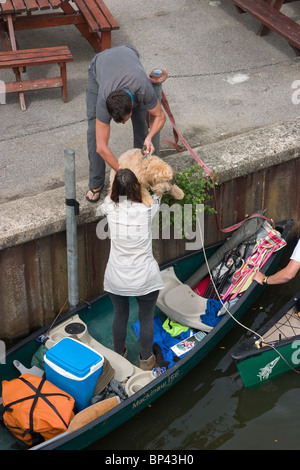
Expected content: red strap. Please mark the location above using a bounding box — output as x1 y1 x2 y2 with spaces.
161 91 212 177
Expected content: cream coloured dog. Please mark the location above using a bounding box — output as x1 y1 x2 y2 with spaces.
110 148 184 207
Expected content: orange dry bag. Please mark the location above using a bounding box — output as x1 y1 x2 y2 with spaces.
2 373 75 446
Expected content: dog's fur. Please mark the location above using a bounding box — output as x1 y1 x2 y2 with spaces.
110 148 184 207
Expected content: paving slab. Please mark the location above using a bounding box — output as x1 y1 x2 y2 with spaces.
0 0 300 205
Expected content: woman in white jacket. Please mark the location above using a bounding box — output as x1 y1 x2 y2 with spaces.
99 169 164 370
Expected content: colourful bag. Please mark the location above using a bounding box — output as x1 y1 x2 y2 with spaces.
2 373 75 445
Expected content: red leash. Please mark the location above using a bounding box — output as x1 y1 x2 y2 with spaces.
159 91 274 233
161 90 212 177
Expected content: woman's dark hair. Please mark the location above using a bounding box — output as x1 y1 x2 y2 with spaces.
106 91 132 123
111 169 142 203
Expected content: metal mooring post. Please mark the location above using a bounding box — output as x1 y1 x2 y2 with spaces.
149 69 168 156
64 149 79 309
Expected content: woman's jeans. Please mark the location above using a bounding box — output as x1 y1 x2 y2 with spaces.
109 290 159 360
86 63 148 189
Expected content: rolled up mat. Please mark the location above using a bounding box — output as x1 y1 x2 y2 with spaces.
67 396 120 434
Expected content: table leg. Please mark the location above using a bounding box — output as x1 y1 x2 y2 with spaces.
60 2 102 51
234 5 246 13
59 62 68 102
6 15 26 111
100 30 111 50
0 21 11 50
257 0 285 36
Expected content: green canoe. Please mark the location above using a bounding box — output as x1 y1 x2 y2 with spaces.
232 289 300 388
0 218 293 450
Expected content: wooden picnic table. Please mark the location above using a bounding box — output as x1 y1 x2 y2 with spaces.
0 0 119 109
0 0 119 52
231 0 300 55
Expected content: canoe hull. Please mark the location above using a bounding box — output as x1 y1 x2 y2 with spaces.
232 291 300 388
0 219 293 450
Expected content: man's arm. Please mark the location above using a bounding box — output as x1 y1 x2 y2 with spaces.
96 119 119 172
143 101 166 154
253 259 300 285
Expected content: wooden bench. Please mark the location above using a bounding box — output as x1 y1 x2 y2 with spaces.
231 0 300 55
0 45 73 110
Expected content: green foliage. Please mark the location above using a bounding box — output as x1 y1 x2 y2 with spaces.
159 164 217 238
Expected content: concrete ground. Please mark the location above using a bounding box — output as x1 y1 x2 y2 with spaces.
0 0 300 205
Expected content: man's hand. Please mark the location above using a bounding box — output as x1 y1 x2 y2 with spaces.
143 138 155 155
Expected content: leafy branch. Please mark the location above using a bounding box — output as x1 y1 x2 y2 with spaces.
158 164 217 238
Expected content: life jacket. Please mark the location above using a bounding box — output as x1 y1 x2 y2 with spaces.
2 373 75 446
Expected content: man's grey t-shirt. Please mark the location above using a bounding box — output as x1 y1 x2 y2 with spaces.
90 45 158 123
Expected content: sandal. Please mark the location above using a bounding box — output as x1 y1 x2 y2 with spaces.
86 185 104 203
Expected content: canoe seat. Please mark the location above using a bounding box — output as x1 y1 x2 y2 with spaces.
157 267 213 332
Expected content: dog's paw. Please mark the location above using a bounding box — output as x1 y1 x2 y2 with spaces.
170 185 184 200
142 194 154 207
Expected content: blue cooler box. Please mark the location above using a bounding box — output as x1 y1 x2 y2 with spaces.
44 338 104 411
